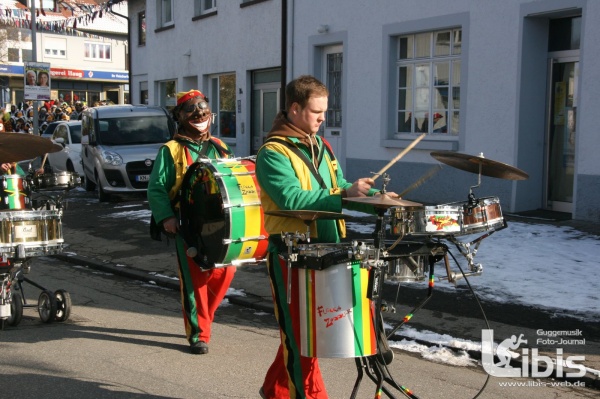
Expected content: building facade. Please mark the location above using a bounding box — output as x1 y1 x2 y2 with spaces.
0 0 129 108
128 0 600 223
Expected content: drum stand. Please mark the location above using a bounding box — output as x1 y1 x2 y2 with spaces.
350 203 424 399
0 256 72 328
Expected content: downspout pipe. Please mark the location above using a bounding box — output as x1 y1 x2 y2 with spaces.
280 0 287 110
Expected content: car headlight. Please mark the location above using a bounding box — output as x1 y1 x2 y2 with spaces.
101 150 123 166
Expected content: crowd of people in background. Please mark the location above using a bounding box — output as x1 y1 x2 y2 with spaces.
0 98 106 135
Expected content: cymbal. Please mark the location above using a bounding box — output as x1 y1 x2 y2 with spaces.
0 133 63 163
344 194 423 208
264 210 349 221
430 151 529 180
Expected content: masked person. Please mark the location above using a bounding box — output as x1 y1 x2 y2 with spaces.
147 90 236 355
255 75 395 398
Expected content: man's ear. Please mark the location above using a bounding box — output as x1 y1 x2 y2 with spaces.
290 102 299 114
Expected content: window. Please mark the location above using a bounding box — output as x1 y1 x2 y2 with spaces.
210 73 236 139
158 80 177 110
140 81 148 105
43 37 67 58
195 0 217 16
326 52 342 128
138 11 146 45
84 42 112 61
157 0 174 27
396 28 461 136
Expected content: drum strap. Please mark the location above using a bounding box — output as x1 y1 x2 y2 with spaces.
174 138 232 159
266 137 328 189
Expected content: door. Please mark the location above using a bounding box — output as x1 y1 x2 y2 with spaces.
251 69 281 154
321 45 345 170
545 59 578 213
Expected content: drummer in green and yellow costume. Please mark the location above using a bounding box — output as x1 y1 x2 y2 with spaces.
147 89 235 355
255 75 396 399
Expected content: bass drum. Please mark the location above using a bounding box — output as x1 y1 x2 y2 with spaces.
178 157 268 268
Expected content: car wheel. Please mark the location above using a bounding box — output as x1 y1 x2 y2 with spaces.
84 173 96 191
97 173 110 202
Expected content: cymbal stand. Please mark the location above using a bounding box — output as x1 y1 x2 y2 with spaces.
466 161 483 209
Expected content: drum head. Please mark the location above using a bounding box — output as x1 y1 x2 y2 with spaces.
179 162 228 267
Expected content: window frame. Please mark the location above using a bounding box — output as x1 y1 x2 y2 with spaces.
195 0 217 17
84 42 112 62
157 0 174 28
395 28 462 137
138 10 146 46
382 14 468 151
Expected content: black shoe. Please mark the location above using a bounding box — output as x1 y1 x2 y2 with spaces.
190 341 209 355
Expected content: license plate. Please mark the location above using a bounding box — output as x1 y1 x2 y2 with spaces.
136 175 150 182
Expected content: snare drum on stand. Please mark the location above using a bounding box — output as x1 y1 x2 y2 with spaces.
32 171 81 191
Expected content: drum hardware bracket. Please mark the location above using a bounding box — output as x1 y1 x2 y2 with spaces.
222 201 261 209
222 235 266 245
215 258 258 268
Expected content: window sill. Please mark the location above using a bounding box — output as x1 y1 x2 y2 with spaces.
384 134 458 151
192 11 217 21
240 0 271 8
154 24 175 33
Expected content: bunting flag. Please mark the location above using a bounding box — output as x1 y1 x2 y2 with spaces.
0 0 125 36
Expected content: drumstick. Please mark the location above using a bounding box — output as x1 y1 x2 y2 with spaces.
39 153 49 171
372 133 426 181
11 162 17 174
396 165 442 198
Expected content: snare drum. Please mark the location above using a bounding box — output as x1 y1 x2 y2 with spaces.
447 196 504 235
409 205 462 236
33 172 81 191
179 157 268 268
0 209 64 258
297 259 377 358
0 175 31 210
389 206 423 236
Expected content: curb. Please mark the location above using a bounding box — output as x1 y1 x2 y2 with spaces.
53 253 276 314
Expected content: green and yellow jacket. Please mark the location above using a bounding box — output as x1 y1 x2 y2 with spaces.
147 135 232 225
256 112 377 245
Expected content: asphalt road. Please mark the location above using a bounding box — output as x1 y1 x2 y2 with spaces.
1 256 597 399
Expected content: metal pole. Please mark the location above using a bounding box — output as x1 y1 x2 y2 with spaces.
31 0 39 135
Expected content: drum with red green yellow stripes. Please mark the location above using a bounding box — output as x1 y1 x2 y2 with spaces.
179 157 268 268
298 259 377 358
0 175 31 210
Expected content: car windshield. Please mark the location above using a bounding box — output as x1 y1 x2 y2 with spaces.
70 125 82 144
97 116 172 145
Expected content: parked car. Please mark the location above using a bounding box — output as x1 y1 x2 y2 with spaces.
80 105 175 201
40 121 61 140
46 121 83 176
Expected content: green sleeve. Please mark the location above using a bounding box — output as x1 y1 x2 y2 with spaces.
256 147 343 213
147 146 177 224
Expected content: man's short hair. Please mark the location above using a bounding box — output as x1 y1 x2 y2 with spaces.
285 75 328 111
